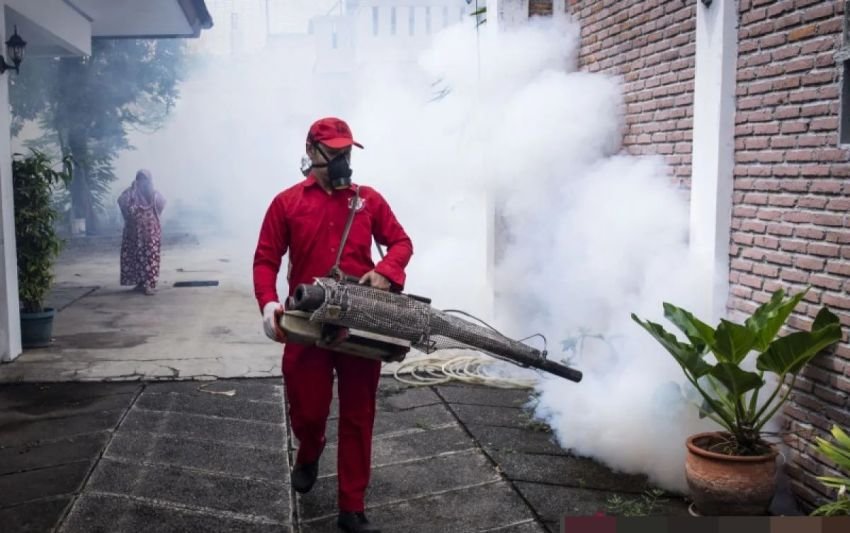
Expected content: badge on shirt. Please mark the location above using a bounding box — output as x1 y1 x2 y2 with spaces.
348 196 365 212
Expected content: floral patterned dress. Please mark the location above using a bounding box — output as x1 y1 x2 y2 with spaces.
118 186 165 291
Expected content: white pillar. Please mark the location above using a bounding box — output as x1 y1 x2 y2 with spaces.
0 3 22 362
689 0 738 321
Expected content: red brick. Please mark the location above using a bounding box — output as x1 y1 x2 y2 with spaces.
827 198 850 211
803 3 836 22
765 251 795 266
769 194 797 207
753 264 780 277
741 219 768 232
795 227 826 240
812 213 844 226
767 223 796 237
823 293 850 311
796 256 826 271
740 274 765 289
825 230 850 244
781 269 810 283
797 196 828 209
754 235 780 249
785 57 815 73
809 274 844 291
810 117 839 131
810 180 842 193
782 240 808 253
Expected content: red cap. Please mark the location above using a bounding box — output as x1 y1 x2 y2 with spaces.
306 117 364 149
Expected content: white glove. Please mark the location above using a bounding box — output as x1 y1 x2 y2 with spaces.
262 301 285 343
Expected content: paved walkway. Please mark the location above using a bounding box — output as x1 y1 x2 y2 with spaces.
0 379 690 533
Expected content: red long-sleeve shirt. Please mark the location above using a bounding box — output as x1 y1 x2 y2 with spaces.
253 175 413 310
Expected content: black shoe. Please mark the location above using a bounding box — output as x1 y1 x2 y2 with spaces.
337 511 380 533
291 461 318 493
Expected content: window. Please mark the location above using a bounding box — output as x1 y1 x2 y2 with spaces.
372 6 379 36
391 7 397 35
332 24 338 49
460 6 465 22
425 7 432 34
442 6 448 27
409 7 415 36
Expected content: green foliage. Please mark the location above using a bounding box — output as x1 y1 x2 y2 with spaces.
811 425 850 516
605 489 669 516
10 39 186 229
632 288 842 456
13 150 72 312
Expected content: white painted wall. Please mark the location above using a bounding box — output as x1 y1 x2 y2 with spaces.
0 4 21 362
5 0 91 56
689 0 738 320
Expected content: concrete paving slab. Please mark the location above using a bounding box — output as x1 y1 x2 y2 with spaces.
320 425 473 477
120 409 284 450
0 461 91 506
301 481 537 533
449 403 537 429
436 384 535 408
489 451 651 494
46 285 98 312
326 403 456 442
0 409 126 448
0 432 109 475
87 458 290 522
0 498 71 533
485 520 548 532
145 378 284 402
0 239 282 383
464 424 567 456
106 431 288 482
136 390 283 423
60 493 288 533
300 449 501 520
378 385 443 411
513 481 690 523
0 383 140 409
0 390 137 423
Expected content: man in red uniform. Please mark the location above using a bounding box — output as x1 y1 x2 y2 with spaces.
253 117 413 533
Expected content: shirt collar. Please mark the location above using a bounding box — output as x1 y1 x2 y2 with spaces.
304 173 357 192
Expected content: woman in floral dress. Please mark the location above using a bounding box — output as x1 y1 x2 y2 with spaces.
118 169 166 295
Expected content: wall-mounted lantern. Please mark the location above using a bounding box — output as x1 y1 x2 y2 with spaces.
0 27 26 75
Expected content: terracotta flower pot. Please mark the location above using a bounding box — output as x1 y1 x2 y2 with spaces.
685 431 778 515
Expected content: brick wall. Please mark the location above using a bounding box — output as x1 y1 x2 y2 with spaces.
730 0 850 511
567 0 697 188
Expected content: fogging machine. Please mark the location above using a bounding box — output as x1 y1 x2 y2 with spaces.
279 276 583 383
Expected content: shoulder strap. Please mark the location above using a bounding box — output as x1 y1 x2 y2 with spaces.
330 186 360 279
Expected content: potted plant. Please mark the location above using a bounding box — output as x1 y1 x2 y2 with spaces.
811 425 850 516
631 287 842 515
13 150 72 347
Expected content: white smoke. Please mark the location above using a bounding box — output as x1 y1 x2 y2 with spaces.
113 9 721 492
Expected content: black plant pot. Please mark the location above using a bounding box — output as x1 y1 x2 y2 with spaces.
20 308 56 348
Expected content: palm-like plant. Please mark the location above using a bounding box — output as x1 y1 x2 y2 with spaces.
812 425 850 516
632 287 842 456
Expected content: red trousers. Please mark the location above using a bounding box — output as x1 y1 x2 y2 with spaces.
281 343 381 512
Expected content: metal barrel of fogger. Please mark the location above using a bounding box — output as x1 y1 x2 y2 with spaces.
291 283 583 383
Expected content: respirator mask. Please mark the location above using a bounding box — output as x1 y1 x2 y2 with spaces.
303 144 353 189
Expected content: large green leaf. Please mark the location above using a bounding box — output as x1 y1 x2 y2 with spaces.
631 314 712 378
745 288 808 351
663 303 715 352
713 319 757 364
708 363 764 400
756 308 842 375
